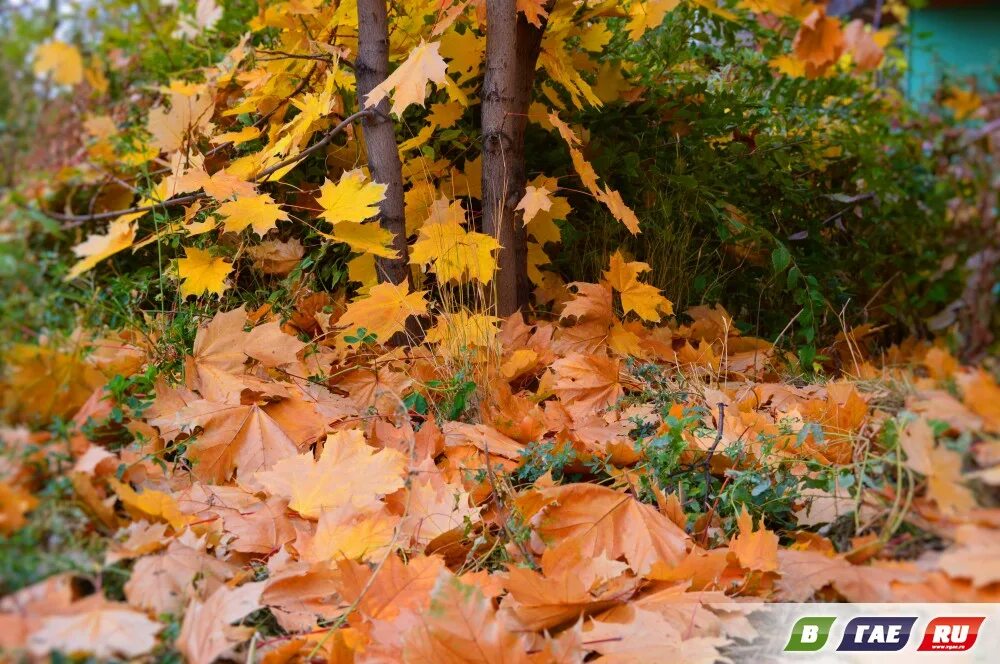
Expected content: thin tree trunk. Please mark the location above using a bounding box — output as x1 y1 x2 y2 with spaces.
482 0 551 317
356 0 410 286
482 0 525 317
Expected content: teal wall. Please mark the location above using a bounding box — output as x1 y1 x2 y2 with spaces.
907 7 1000 103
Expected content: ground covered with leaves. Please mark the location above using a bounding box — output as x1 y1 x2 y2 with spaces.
3 298 1000 662
1 0 999 662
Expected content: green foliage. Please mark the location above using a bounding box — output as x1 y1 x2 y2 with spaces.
545 5 966 362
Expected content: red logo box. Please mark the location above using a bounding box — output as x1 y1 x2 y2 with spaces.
918 617 986 652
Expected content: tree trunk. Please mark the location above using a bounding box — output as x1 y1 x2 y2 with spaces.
482 0 551 317
482 0 524 317
356 0 410 286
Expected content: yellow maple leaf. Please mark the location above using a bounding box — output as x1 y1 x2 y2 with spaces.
425 310 501 355
604 251 673 321
943 88 982 121
739 0 813 19
302 506 399 563
321 221 398 258
65 218 137 280
365 40 448 116
255 429 406 519
348 252 378 292
177 247 232 298
596 186 641 235
109 479 189 532
770 54 807 78
427 101 465 128
317 170 386 225
34 41 84 86
210 125 261 145
216 193 288 236
515 185 553 225
517 0 550 27
337 282 429 345
410 222 499 284
627 0 681 40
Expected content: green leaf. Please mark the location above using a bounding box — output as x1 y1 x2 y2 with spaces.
771 245 791 274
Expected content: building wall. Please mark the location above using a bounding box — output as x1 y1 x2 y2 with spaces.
907 6 1000 102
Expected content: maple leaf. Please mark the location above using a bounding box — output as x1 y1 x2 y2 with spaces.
517 0 550 27
792 7 845 78
336 282 429 345
176 582 265 664
322 220 398 258
603 251 673 321
425 310 501 355
551 353 623 416
410 220 500 284
174 167 257 201
728 507 779 572
843 19 884 73
395 469 483 547
518 483 689 575
248 238 304 275
146 90 215 153
596 185 641 235
403 574 531 663
33 41 84 86
584 606 726 662
105 521 170 564
255 429 406 519
366 40 449 116
242 320 306 367
124 538 236 614
109 479 189 531
262 561 342 631
899 417 975 514
216 193 289 236
627 0 681 40
500 542 635 631
942 88 982 121
336 554 446 623
317 169 387 225
177 247 232 298
301 505 400 563
515 185 553 224
65 218 136 280
175 395 327 483
186 306 250 402
28 602 161 660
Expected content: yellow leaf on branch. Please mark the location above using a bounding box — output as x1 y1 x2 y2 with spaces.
33 41 84 85
365 40 448 116
317 170 387 225
603 251 673 321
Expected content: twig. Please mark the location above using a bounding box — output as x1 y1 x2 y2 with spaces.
702 402 726 509
37 109 375 226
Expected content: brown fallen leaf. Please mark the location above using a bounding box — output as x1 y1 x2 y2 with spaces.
176 581 266 664
519 483 689 575
28 601 161 660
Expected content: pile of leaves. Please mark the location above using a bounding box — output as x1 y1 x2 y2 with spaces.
3 291 1000 661
1 0 999 662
